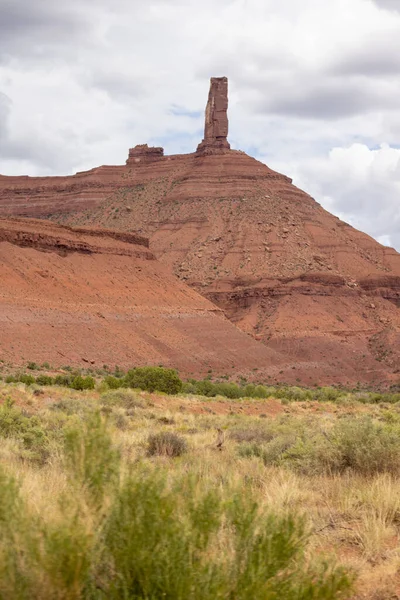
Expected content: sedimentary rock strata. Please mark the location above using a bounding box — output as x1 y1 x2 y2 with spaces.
0 78 399 385
196 76 231 155
0 217 283 375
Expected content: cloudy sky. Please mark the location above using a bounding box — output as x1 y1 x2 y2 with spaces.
0 0 399 250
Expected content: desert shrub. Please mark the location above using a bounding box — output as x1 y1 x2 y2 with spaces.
4 375 17 383
183 380 275 400
314 387 342 402
278 418 400 477
112 411 129 430
63 412 120 506
18 373 36 386
0 466 94 600
147 431 187 457
0 398 49 463
327 417 400 476
70 376 95 391
238 442 266 460
103 375 123 389
102 471 352 600
281 387 313 402
213 381 243 399
50 398 91 416
158 416 175 425
183 379 241 398
124 366 182 394
181 381 197 394
184 381 400 405
101 389 145 409
27 362 39 370
245 384 273 398
267 417 400 477
54 374 72 387
0 417 352 600
113 365 125 378
183 378 216 396
354 391 400 405
35 374 54 386
0 468 27 598
230 426 274 444
236 416 400 477
240 434 299 467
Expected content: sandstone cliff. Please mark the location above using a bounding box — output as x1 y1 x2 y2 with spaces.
0 78 399 386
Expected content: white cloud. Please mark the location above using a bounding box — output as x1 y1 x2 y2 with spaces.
267 143 400 249
0 0 399 249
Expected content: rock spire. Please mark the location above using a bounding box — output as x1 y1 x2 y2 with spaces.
196 76 231 155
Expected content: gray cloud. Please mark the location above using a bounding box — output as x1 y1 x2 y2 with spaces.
330 30 400 76
254 78 397 119
0 0 89 61
0 93 11 140
372 0 400 10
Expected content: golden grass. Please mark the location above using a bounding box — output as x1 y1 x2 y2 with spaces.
1 381 400 597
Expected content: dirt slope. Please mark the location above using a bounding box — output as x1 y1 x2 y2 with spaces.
0 217 286 377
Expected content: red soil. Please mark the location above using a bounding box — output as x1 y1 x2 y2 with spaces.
0 217 284 377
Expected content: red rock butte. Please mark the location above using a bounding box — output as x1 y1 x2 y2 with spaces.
0 77 399 386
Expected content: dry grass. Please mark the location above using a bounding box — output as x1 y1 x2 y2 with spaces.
1 380 400 597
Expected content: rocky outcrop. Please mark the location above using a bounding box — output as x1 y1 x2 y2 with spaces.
0 218 151 258
196 77 231 155
126 144 164 165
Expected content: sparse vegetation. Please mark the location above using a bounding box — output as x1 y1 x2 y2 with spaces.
0 381 358 599
2 371 400 596
124 366 183 394
147 431 187 457
2 363 400 408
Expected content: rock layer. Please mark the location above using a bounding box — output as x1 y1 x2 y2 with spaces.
0 78 399 385
0 217 282 375
196 76 230 155
126 144 164 165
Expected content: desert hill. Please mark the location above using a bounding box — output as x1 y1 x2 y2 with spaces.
0 217 285 377
0 77 399 386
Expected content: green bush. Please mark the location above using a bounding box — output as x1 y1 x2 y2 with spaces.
53 374 95 390
102 471 351 600
328 417 400 476
235 415 400 477
35 374 54 386
282 417 400 477
183 379 274 400
0 398 49 463
27 362 39 370
54 374 72 387
63 412 120 506
70 376 95 391
18 373 36 386
147 431 187 457
124 367 182 394
103 375 123 389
